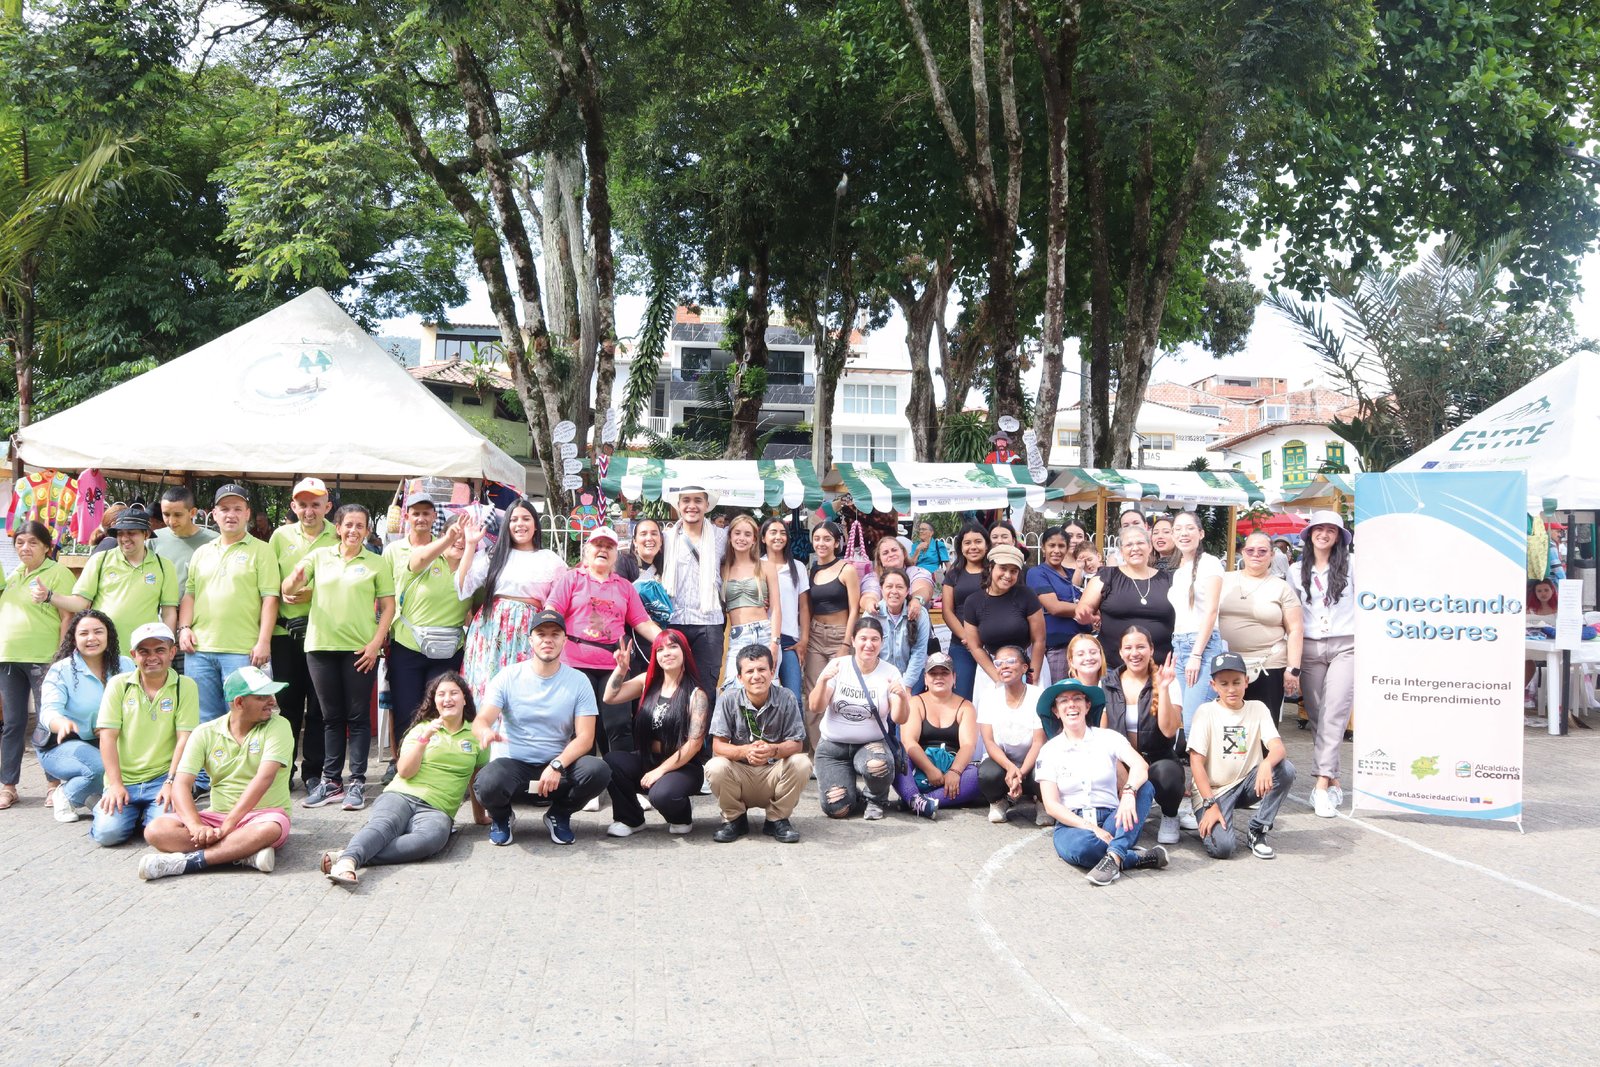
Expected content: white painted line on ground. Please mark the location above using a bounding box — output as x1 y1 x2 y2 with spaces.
969 829 1188 1067
1294 794 1600 922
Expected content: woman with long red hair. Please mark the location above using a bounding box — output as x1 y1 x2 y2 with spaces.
600 629 710 837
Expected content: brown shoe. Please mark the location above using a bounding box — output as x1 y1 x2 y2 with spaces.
0 784 18 810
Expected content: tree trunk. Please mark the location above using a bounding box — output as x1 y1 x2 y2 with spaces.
1082 98 1113 468
15 254 35 431
810 266 863 477
894 250 950 462
542 150 581 347
727 243 771 459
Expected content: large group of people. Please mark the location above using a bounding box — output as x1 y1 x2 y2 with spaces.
0 480 1358 888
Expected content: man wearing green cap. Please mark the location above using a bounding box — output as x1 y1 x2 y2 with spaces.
137 665 294 880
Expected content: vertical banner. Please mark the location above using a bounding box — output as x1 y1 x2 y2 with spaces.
1352 472 1525 825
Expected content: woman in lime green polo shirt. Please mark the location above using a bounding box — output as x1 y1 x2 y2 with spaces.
0 521 76 809
322 671 489 886
282 504 395 813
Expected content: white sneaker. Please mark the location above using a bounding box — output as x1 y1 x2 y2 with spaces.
1177 798 1199 831
988 801 1010 824
1034 807 1055 827
1157 815 1181 844
641 796 654 811
606 821 639 838
1327 784 1344 810
666 822 692 835
52 785 79 823
239 846 276 873
138 852 189 880
582 796 602 813
1312 787 1336 818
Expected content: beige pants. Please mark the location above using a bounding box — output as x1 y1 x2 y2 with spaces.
802 619 849 752
705 754 813 821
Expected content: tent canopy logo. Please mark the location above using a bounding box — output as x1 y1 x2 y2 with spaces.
1492 395 1551 423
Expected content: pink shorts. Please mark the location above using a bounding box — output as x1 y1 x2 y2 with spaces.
199 807 291 848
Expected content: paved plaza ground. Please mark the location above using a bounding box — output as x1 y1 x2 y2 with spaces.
1 724 1595 1066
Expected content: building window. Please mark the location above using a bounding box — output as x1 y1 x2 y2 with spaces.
1143 433 1175 451
1324 443 1347 470
1282 440 1309 487
680 347 715 380
651 381 667 418
1056 429 1080 447
1191 405 1221 418
1263 404 1288 422
843 383 896 414
769 349 805 386
1223 377 1254 387
1261 450 1273 479
841 433 899 462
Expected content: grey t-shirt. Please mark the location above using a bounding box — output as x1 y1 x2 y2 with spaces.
711 685 805 746
152 526 219 590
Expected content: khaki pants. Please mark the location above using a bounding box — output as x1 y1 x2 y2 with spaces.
706 754 813 821
802 619 849 752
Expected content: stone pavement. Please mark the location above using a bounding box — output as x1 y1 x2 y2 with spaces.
2 725 1597 1066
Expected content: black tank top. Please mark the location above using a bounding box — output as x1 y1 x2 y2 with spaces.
918 700 963 750
810 561 850 615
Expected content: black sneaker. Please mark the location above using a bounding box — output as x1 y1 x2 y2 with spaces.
713 814 750 843
1247 826 1276 859
762 817 800 843
544 810 575 846
1085 853 1122 886
381 763 398 785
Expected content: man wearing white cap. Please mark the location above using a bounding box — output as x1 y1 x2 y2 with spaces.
138 665 294 879
543 525 662 753
90 622 201 846
661 486 728 696
269 477 336 791
176 484 281 738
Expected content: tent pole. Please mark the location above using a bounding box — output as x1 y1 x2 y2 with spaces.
1227 506 1237 570
1095 489 1108 552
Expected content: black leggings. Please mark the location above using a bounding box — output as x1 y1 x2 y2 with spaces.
578 666 636 754
1146 757 1187 817
603 749 704 826
308 650 375 785
1246 667 1287 725
270 633 323 785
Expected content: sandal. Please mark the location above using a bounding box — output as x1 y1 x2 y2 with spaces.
319 849 339 875
0 784 18 810
327 856 358 887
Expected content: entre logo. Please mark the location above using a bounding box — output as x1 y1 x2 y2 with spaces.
1493 395 1551 423
1358 749 1397 775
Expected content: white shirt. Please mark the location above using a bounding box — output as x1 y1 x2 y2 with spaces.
1167 552 1224 634
977 683 1043 763
1289 560 1357 639
819 657 903 745
1035 727 1139 812
766 555 809 641
457 547 567 603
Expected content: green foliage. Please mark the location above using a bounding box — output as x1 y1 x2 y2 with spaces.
939 412 992 463
620 251 677 441
1267 233 1594 470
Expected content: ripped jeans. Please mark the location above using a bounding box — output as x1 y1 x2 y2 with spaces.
815 739 894 817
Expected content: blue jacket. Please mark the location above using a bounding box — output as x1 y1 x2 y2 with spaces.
872 603 929 692
37 652 135 747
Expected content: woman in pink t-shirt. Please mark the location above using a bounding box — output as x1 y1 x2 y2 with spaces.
543 526 662 755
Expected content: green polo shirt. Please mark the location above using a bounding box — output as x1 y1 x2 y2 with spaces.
178 712 294 813
269 522 337 636
301 546 394 652
185 535 281 654
387 719 490 818
0 560 75 663
98 669 201 786
384 541 470 654
72 549 180 648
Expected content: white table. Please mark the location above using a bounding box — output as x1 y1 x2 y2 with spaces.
1524 638 1600 734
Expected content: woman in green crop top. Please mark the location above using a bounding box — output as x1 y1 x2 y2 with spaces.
720 515 782 688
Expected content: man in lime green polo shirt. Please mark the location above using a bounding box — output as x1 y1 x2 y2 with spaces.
139 665 294 880
381 493 469 782
269 477 336 792
176 483 280 731
55 504 180 645
91 622 200 846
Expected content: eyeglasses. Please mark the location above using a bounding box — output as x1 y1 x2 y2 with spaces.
1242 547 1270 555
993 657 1023 667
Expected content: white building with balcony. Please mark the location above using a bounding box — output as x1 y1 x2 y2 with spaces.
1047 400 1225 469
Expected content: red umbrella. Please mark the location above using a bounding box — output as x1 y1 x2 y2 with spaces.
1237 512 1308 537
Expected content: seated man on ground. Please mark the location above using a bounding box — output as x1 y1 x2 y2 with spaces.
138 665 294 879
1189 652 1296 860
706 645 811 843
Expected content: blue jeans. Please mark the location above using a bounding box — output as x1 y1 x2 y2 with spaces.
1171 630 1227 734
185 650 252 724
1052 780 1155 869
949 643 978 701
37 741 104 807
89 776 171 847
777 635 803 707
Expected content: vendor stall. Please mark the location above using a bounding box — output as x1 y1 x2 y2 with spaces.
829 461 1067 515
1050 467 1266 566
600 457 823 510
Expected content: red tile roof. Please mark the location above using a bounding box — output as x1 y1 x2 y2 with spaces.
408 359 513 390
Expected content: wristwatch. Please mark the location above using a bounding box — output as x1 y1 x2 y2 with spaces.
1288 667 1302 677
549 759 565 773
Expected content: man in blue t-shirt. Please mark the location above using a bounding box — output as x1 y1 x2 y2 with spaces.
472 609 611 847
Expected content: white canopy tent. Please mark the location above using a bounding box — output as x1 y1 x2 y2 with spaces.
1391 350 1600 510
12 288 526 491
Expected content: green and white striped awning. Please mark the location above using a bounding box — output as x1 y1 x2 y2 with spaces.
1274 473 1356 509
832 462 1067 514
601 457 822 510
1053 468 1266 508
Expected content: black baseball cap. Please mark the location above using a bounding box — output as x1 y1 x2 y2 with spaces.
213 483 250 506
1210 652 1248 677
530 608 566 632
